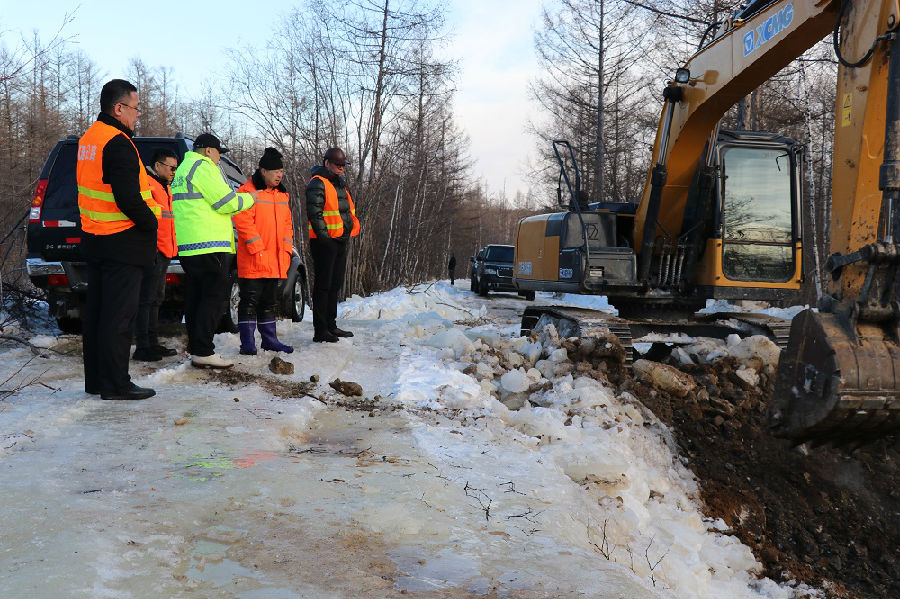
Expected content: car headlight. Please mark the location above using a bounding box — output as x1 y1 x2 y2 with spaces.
484 268 497 275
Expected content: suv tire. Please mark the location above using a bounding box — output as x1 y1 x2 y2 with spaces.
519 290 535 301
478 278 489 297
289 273 307 322
56 317 82 334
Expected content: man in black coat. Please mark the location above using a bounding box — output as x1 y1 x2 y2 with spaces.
448 254 457 285
305 147 360 343
78 79 157 400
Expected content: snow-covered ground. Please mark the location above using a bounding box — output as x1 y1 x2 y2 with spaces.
0 283 819 598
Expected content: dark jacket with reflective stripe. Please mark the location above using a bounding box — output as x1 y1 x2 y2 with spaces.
305 165 353 242
80 112 158 266
171 151 254 256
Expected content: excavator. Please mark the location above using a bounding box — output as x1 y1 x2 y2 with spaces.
513 0 900 444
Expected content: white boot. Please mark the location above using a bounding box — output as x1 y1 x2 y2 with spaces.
191 353 234 369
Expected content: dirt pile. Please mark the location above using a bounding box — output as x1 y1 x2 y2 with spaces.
617 352 900 598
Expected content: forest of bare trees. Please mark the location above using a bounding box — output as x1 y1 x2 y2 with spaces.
1 0 843 304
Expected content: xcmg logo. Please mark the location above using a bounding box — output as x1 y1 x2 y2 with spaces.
743 3 794 57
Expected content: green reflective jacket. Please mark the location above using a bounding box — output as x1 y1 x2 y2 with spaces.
171 151 254 256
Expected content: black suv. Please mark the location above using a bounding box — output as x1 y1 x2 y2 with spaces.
26 134 308 333
469 244 533 299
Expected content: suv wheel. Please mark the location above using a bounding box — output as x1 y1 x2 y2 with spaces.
470 277 477 292
56 317 82 335
289 273 307 322
478 278 489 297
228 273 240 325
519 290 535 301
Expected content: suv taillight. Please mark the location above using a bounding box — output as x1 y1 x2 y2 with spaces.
29 179 48 224
165 273 181 284
48 274 69 287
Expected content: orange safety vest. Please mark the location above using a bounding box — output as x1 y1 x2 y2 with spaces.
148 174 177 258
307 175 360 239
76 121 159 235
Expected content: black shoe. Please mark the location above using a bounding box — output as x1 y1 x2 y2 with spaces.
101 383 155 401
132 347 163 362
313 331 340 343
152 344 178 357
330 327 354 338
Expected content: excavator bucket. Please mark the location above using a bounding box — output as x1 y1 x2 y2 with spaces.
770 309 900 445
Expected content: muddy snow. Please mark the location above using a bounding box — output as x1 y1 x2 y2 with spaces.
0 282 863 598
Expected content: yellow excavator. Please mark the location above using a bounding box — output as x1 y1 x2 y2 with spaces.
513 0 900 444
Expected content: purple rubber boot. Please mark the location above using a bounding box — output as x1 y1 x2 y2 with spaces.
258 320 293 353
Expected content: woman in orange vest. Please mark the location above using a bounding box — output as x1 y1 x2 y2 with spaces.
233 148 294 354
305 147 360 343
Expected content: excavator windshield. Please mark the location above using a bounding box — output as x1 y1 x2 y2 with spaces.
720 145 796 282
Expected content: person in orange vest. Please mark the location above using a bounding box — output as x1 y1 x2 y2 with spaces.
305 147 360 343
133 148 179 361
77 79 159 400
233 148 294 355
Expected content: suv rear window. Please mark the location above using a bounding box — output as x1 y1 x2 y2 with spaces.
42 143 79 222
485 246 513 262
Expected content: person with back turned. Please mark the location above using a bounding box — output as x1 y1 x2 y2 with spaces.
77 78 159 400
448 253 457 286
305 147 360 343
171 133 256 369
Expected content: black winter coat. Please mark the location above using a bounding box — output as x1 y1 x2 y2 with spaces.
305 165 354 242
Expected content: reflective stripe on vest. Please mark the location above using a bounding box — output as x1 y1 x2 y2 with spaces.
307 175 360 239
76 121 158 235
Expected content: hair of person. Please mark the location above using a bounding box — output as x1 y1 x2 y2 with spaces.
100 79 138 114
151 148 177 165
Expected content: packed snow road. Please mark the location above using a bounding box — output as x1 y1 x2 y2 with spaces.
0 282 817 598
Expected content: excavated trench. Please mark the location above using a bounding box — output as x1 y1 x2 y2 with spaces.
591 340 900 599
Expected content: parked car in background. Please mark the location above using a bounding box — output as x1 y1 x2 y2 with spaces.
469 244 534 300
26 133 309 333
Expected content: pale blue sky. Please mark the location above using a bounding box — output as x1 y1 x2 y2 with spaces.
1 0 545 198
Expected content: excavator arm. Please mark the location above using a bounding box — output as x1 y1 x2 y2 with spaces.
633 0 900 444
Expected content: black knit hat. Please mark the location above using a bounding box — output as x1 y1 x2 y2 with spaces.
259 147 283 170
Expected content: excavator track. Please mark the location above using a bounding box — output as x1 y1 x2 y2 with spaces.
521 306 794 364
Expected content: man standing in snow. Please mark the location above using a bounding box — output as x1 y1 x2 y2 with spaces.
77 78 158 401
305 147 360 343
448 254 457 286
172 133 257 368
133 148 179 362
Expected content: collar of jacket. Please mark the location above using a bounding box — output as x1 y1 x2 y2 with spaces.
310 164 346 187
146 165 168 188
184 150 214 167
97 111 134 137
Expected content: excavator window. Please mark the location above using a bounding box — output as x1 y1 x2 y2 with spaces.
719 145 795 282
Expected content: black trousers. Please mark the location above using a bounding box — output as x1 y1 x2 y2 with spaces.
237 278 278 321
448 267 455 285
83 259 143 394
135 252 170 349
309 237 348 335
180 252 231 357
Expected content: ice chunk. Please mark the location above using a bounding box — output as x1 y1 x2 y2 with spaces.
549 348 568 363
500 368 530 393
423 328 474 358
